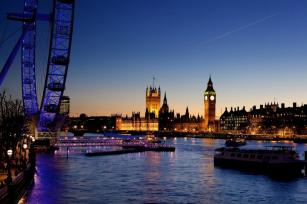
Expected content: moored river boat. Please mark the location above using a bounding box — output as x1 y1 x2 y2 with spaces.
214 146 306 177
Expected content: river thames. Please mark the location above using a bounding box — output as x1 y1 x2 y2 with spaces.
21 138 307 204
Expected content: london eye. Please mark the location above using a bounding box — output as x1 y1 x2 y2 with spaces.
0 0 75 133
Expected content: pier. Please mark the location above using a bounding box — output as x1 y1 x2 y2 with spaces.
56 136 124 147
85 144 175 157
56 136 175 156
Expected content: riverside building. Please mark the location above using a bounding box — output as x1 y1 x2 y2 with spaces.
220 102 307 136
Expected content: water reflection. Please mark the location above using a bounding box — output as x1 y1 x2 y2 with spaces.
23 138 307 204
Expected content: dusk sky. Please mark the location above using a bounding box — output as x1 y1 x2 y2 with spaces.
1 0 307 117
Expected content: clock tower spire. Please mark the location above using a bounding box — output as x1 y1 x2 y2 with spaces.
204 76 216 132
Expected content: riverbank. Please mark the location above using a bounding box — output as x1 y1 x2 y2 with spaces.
0 146 36 204
71 130 302 141
156 132 300 141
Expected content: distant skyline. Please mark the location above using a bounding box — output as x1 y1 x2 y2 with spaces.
1 0 307 117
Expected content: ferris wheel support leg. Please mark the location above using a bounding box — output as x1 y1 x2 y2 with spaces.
0 32 26 86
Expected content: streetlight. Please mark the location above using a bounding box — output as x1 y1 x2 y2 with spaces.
7 149 13 157
23 143 28 167
7 149 13 184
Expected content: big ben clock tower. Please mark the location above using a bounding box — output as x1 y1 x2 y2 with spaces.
204 76 216 131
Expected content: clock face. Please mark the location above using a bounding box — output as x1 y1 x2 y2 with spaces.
210 95 215 101
205 96 208 100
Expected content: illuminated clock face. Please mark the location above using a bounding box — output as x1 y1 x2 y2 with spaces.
210 95 215 101
205 96 208 100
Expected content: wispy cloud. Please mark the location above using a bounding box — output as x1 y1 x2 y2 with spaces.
200 13 279 46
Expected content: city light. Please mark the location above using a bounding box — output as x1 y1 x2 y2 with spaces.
7 149 13 157
23 144 28 149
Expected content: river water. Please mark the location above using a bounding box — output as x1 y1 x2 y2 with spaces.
21 138 307 204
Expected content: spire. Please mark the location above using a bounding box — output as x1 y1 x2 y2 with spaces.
208 74 212 85
152 76 155 88
185 106 189 117
163 92 167 104
205 76 215 92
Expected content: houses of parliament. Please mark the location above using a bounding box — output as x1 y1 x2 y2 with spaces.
114 77 219 132
68 76 307 136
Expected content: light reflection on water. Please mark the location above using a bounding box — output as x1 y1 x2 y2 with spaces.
23 138 307 204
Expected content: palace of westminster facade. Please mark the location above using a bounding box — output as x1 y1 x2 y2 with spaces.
114 77 307 136
69 77 307 136
115 77 219 132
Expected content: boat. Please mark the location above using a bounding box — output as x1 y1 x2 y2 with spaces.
225 138 246 147
144 134 161 143
85 148 144 156
293 136 307 143
214 146 306 177
122 144 176 152
145 144 175 152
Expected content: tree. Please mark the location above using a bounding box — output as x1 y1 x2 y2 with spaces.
0 91 26 160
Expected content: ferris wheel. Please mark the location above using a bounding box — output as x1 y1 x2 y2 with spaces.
0 0 75 132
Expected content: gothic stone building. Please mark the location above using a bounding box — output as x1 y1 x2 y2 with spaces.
204 77 218 132
115 77 219 132
158 77 218 132
159 96 203 132
146 85 161 118
115 112 158 132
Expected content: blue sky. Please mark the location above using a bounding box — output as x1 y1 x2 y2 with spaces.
1 0 307 117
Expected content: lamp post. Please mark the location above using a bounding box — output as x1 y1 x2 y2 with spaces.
6 149 13 184
23 143 28 169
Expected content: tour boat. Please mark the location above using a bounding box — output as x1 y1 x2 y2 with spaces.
225 138 246 147
214 146 306 177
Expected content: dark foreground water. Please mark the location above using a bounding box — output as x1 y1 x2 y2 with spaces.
21 138 307 204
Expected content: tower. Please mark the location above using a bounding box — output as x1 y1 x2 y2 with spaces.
159 92 173 131
146 78 161 118
204 76 216 131
160 92 169 114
